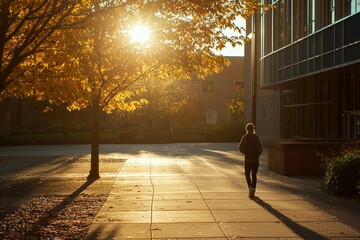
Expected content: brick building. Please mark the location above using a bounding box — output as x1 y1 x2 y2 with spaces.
195 56 244 125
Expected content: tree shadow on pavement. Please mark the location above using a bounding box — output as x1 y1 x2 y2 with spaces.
29 178 97 228
254 197 328 239
0 178 107 239
0 156 83 219
85 224 119 240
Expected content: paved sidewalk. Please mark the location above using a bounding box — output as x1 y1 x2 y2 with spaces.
0 143 359 239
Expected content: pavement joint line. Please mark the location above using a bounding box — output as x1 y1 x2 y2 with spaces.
195 156 234 182
1 144 359 239
232 160 360 235
188 155 356 238
3 155 79 195
146 151 156 240
177 157 230 240
86 155 126 231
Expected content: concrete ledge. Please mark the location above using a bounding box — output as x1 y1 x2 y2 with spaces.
268 140 346 176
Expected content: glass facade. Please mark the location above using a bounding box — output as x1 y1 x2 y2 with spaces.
281 64 360 139
281 73 332 139
259 1 360 140
262 0 360 56
261 5 360 86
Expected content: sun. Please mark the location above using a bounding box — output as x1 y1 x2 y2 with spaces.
129 25 151 43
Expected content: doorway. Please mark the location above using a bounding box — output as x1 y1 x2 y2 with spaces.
347 111 360 140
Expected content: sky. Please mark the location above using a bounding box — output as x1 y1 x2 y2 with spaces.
216 42 244 56
214 17 246 57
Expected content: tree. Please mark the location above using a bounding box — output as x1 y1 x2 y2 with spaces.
228 87 245 121
0 0 90 96
138 76 200 131
3 1 272 179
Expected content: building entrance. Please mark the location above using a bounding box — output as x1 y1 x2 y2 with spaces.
347 111 360 140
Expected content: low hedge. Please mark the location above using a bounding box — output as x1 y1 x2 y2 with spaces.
321 142 360 197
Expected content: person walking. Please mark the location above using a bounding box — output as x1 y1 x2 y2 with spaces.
239 123 263 199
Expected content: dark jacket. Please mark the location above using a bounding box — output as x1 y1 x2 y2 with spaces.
239 133 263 162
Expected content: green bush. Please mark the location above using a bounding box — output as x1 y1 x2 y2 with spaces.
215 121 245 136
321 143 360 197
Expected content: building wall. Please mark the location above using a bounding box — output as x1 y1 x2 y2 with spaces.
197 56 244 125
245 1 360 144
244 14 281 146
243 21 252 125
251 1 360 176
256 88 281 145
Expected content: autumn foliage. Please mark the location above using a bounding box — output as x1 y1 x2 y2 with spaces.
0 0 271 178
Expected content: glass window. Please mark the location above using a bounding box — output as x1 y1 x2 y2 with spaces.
262 1 273 55
281 76 335 139
355 0 360 13
345 0 351 15
308 0 315 34
285 1 292 44
315 0 325 30
329 0 335 23
346 0 360 14
293 0 300 40
302 105 315 137
201 81 214 94
293 0 307 41
273 0 285 50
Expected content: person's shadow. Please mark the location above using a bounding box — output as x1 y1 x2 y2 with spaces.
253 197 328 239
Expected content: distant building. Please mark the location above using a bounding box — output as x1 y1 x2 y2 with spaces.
195 56 244 125
0 57 244 139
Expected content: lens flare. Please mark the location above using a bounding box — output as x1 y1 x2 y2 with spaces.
130 25 151 43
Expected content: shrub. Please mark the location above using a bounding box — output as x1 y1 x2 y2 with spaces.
321 143 360 197
215 121 245 135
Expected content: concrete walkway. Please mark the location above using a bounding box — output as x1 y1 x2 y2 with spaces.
0 143 359 239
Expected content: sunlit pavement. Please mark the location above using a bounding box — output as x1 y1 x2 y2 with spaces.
0 143 359 239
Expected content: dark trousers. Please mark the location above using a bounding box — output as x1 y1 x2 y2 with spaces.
244 161 259 189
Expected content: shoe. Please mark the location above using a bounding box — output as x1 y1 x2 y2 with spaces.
249 188 256 199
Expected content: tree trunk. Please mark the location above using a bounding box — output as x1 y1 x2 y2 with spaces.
62 105 69 141
88 99 100 180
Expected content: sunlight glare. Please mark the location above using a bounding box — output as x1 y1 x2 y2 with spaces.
130 25 151 43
